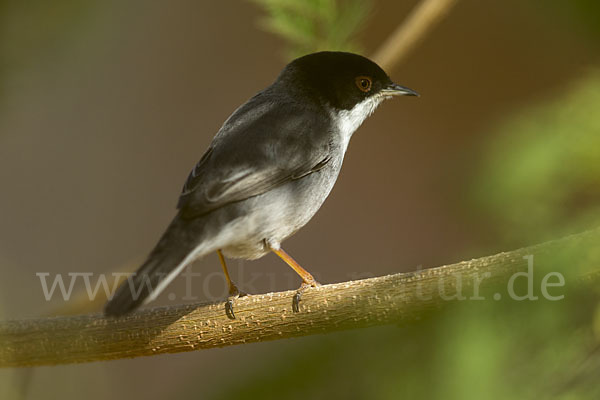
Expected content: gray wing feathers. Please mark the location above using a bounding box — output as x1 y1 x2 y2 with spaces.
177 95 332 219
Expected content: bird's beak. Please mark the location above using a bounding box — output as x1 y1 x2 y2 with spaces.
381 83 419 97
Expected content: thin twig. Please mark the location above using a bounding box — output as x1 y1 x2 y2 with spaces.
1 228 599 368
372 0 459 71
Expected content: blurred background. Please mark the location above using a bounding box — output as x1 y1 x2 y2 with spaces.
1 0 600 398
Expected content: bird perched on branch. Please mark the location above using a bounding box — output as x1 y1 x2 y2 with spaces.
104 51 418 318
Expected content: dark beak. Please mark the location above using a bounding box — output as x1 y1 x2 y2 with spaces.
381 83 419 97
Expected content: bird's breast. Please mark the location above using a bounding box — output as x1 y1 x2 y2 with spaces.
219 155 343 260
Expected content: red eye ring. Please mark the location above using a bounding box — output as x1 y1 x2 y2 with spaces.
355 76 372 92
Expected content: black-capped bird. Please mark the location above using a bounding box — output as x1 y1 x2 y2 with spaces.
104 51 418 318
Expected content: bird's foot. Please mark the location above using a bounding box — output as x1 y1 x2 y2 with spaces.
225 285 247 320
292 281 321 313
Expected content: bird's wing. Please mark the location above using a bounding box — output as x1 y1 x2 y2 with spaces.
177 98 332 219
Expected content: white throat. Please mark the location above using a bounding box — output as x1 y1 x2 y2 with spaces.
332 96 384 154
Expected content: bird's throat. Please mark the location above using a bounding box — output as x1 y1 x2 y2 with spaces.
331 96 384 154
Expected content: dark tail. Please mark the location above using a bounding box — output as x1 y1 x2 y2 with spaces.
104 214 207 317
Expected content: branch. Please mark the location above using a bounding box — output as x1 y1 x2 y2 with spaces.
1 228 599 368
372 0 459 71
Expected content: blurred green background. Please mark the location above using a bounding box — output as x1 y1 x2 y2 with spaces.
1 0 600 399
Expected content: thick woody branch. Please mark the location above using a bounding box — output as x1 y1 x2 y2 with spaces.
1 228 599 368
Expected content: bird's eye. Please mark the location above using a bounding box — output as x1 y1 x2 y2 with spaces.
355 76 372 93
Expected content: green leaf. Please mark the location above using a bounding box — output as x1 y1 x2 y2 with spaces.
250 0 372 59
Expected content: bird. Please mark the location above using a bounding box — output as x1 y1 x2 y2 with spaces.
104 51 418 318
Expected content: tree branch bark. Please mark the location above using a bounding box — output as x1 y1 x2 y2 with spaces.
1 228 599 368
372 0 459 71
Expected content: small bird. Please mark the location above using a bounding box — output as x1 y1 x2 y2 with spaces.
104 51 417 318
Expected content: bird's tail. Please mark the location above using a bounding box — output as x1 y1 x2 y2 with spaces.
104 214 209 317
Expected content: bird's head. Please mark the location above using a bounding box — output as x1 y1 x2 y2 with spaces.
277 51 418 112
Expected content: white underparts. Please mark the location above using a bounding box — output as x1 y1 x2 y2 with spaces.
332 95 385 154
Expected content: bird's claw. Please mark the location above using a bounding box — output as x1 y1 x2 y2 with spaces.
292 281 320 313
225 298 236 319
292 292 302 313
224 288 247 320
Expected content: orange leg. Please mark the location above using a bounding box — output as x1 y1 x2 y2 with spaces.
217 250 240 296
271 248 319 287
217 250 244 319
271 246 320 312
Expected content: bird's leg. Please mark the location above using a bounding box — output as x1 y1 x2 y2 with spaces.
217 250 246 319
270 245 320 312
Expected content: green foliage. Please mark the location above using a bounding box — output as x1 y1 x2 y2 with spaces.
250 0 372 59
547 0 600 40
472 71 600 243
